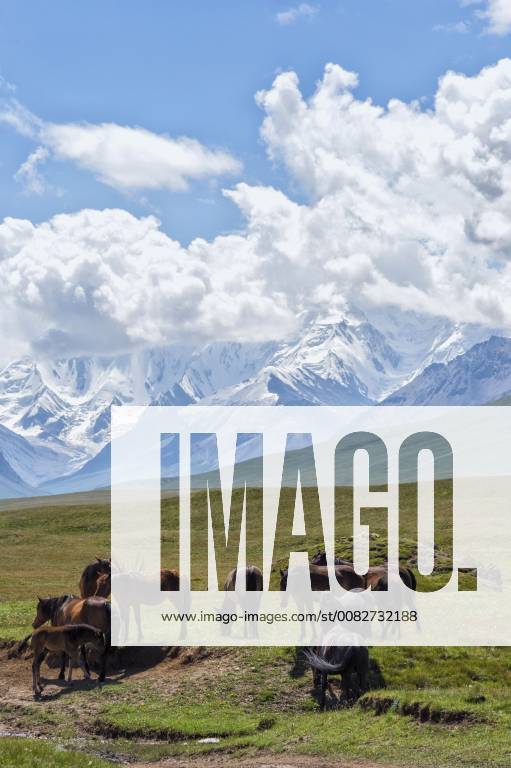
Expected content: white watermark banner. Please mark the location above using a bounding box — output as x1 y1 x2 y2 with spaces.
111 406 511 646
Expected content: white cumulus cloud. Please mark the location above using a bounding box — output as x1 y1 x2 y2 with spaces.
460 0 511 35
481 0 511 35
251 60 511 325
0 208 295 357
2 59 511 357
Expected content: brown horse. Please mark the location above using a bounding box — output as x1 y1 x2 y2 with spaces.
303 645 369 709
280 564 364 591
91 568 179 596
224 566 263 591
79 557 111 598
19 624 104 696
32 595 111 681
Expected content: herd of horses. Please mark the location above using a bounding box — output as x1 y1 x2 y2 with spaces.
14 554 416 707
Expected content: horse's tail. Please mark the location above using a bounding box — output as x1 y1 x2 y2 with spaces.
407 568 417 591
303 646 354 674
105 601 111 643
8 633 32 658
223 568 236 591
246 566 263 591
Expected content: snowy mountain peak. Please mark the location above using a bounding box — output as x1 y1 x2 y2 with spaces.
0 308 503 496
385 336 511 406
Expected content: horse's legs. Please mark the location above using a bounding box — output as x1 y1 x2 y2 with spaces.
358 668 368 696
320 672 328 710
32 654 40 696
37 650 47 693
98 636 110 682
340 671 350 704
67 654 75 683
79 645 91 679
32 650 46 695
58 651 67 680
31 658 37 695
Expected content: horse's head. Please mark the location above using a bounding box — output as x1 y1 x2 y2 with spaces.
311 550 326 566
94 572 111 597
32 597 52 628
95 557 111 574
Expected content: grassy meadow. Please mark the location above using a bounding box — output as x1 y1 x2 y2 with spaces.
0 486 509 767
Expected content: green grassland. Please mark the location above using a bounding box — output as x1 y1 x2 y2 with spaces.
0 486 510 767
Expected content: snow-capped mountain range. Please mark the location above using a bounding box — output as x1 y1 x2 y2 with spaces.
0 307 509 498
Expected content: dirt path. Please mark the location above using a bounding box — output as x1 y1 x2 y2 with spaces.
130 757 399 768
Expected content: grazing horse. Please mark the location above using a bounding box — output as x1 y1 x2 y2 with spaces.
224 566 263 591
32 596 111 682
310 553 417 591
19 624 104 696
280 564 364 592
364 565 416 591
311 551 352 567
79 557 111 598
303 645 369 709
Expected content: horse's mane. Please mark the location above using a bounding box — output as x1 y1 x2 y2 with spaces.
42 594 77 623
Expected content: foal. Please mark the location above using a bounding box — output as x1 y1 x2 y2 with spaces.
26 624 104 696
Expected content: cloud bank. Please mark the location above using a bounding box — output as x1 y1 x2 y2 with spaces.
1 59 511 357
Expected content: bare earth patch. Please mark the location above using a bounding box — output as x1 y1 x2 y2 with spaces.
130 756 401 768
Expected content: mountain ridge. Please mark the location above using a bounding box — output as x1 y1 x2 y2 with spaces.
0 309 504 497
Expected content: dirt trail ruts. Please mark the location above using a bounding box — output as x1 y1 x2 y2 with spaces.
130 757 402 768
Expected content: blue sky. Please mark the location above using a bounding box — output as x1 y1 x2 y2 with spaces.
0 1 510 362
0 0 509 244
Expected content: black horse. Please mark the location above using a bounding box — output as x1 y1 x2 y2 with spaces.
303 645 369 709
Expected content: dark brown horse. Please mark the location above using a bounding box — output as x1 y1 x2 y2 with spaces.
364 565 416 591
32 595 111 681
310 553 416 591
280 564 364 591
224 566 263 591
18 624 104 696
160 569 180 591
303 645 369 709
311 551 352 567
79 557 111 598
